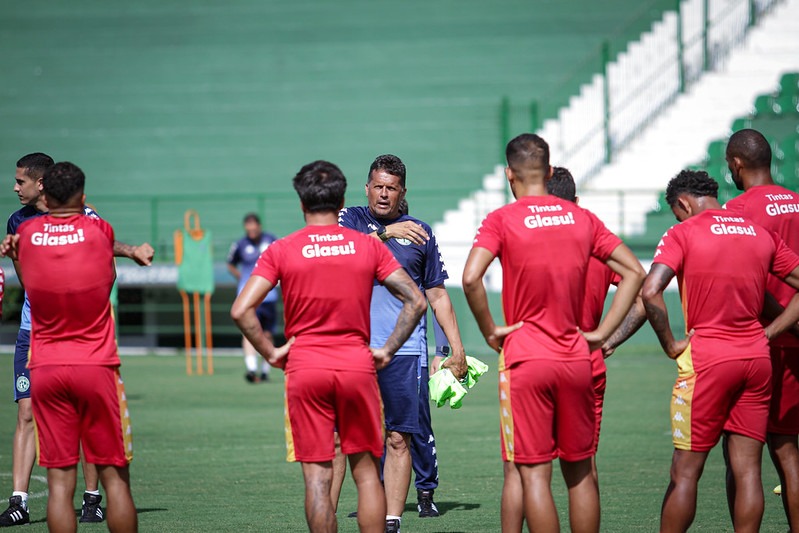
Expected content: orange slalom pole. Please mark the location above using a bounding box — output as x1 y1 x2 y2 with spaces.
204 293 214 375
193 291 203 375
180 290 192 375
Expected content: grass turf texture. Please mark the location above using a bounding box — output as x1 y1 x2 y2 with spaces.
0 347 789 532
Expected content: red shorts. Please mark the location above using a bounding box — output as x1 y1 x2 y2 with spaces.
592 371 607 454
499 356 594 464
284 369 383 463
671 358 771 452
768 346 799 435
31 365 133 468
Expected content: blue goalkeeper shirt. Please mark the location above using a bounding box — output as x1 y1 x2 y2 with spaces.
338 206 448 356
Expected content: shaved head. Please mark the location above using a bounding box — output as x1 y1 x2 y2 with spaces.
726 129 772 170
506 133 550 181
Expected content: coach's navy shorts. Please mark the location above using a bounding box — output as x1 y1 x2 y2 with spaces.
13 329 31 402
256 302 277 334
377 354 420 434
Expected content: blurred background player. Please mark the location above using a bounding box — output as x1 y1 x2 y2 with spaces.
724 129 799 532
227 212 279 383
643 169 799 533
462 134 644 533
231 160 426 533
338 154 467 533
2 161 138 533
0 153 153 527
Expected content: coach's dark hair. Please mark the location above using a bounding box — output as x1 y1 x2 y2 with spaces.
16 152 54 181
665 170 718 207
726 129 772 169
368 154 406 188
293 160 347 213
506 134 549 177
546 166 577 203
398 198 409 216
243 212 261 225
42 162 85 206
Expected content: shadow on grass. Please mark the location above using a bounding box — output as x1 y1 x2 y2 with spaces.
404 501 481 516
72 507 168 517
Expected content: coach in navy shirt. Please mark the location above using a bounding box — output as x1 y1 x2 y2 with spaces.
338 154 466 532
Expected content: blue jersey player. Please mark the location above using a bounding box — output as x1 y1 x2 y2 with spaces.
1 153 154 527
338 154 467 533
227 213 279 383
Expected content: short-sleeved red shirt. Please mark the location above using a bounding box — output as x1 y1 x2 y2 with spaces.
472 195 622 364
17 214 118 368
252 224 402 373
726 185 799 347
653 209 799 371
581 257 620 332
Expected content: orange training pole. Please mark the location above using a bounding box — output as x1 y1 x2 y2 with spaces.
204 293 214 375
193 291 203 375
180 290 192 375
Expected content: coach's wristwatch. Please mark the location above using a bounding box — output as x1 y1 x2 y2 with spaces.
377 225 389 242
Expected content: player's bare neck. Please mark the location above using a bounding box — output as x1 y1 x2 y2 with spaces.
48 207 83 218
744 169 774 190
304 211 338 226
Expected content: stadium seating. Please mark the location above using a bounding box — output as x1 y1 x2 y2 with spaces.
0 0 677 258
636 72 799 243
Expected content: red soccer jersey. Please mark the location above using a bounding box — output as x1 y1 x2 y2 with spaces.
725 185 799 347
252 224 402 373
17 214 119 368
653 209 799 372
473 195 622 364
581 257 620 332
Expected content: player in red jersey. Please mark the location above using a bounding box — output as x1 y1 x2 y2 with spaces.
723 128 799 532
462 134 645 533
499 166 624 533
643 170 799 533
231 160 426 533
1 162 137 533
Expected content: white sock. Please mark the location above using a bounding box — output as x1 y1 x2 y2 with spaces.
84 489 100 496
11 492 28 511
245 354 258 372
260 361 270 376
386 515 401 522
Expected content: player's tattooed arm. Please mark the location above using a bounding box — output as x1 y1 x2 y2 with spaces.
602 293 647 358
462 247 523 354
113 241 154 266
375 269 427 369
642 264 691 359
231 276 294 367
768 267 799 340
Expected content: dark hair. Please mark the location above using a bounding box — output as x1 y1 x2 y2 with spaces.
243 212 261 225
665 170 718 207
506 133 549 175
368 154 406 188
16 152 54 181
42 162 85 206
546 166 576 202
293 160 347 213
726 129 772 169
398 199 409 216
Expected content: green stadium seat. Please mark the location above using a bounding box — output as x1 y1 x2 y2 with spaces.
706 140 728 163
730 117 752 133
779 72 799 96
753 94 776 117
772 92 799 116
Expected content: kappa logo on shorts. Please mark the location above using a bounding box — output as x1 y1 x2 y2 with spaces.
15 376 30 393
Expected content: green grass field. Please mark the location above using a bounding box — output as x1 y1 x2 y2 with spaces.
0 347 790 532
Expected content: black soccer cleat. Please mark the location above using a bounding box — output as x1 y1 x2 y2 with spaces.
79 492 104 523
259 372 269 382
385 518 401 533
0 496 30 527
245 371 258 383
417 489 440 518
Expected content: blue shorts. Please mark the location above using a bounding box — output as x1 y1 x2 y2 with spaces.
13 329 31 402
377 355 420 434
256 302 277 334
